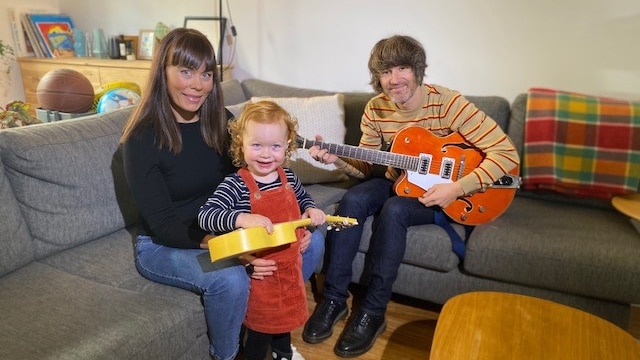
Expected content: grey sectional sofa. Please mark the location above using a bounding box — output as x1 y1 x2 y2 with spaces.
0 78 637 359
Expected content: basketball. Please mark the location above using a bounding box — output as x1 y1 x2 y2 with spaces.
36 68 95 113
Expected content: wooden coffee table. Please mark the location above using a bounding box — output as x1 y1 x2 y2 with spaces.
612 193 640 232
612 193 640 220
430 291 640 360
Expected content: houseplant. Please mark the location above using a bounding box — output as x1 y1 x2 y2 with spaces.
0 100 41 129
0 40 41 129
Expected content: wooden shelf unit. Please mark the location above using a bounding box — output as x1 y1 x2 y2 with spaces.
17 57 233 110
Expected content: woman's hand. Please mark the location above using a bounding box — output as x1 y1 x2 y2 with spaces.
299 229 312 253
199 234 215 250
241 254 277 280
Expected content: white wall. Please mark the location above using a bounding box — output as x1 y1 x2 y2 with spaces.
226 0 640 102
2 0 639 105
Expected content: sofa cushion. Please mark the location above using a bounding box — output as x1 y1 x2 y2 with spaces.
0 108 137 260
241 78 334 99
0 159 34 277
250 94 349 184
38 226 214 304
508 94 528 157
221 79 247 106
465 196 640 304
304 181 354 213
466 95 511 132
0 261 207 360
358 217 463 272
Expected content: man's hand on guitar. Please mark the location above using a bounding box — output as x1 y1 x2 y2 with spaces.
309 135 338 164
419 182 465 209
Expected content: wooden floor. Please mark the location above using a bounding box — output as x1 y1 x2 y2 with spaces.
291 280 640 360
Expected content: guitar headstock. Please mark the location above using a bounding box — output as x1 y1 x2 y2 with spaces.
325 215 358 231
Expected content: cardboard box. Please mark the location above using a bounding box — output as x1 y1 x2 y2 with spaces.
36 108 95 122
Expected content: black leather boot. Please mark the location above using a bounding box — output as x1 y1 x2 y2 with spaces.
334 311 386 358
302 299 348 344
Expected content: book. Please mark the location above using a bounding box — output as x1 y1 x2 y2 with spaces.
7 8 29 57
7 6 58 57
28 13 75 58
21 13 44 57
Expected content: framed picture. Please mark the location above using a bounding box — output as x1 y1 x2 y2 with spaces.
123 35 138 59
183 16 227 61
137 30 156 60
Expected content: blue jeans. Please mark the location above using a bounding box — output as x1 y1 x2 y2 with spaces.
322 178 435 316
303 229 325 281
135 236 248 360
135 230 324 359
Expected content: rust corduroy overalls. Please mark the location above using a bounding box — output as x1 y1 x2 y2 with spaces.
239 167 309 334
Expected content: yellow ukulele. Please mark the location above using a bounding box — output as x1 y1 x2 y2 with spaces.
208 215 358 262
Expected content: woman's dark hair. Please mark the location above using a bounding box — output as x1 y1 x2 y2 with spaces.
368 35 428 93
121 28 227 154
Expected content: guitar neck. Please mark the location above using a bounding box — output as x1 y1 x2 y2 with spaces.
289 215 358 229
297 136 419 171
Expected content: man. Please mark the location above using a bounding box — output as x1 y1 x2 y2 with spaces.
303 35 519 357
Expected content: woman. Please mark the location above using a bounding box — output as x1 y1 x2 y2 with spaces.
120 28 320 360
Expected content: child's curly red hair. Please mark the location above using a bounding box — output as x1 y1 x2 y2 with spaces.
228 100 298 168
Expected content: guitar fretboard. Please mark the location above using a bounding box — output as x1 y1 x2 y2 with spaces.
297 136 420 172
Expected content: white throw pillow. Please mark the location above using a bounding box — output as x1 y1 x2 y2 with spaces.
250 94 348 184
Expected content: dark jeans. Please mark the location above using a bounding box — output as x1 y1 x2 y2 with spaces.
323 178 435 316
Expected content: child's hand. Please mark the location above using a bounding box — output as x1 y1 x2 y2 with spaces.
304 208 326 226
236 213 274 234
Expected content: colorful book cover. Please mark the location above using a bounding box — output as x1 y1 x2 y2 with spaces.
29 13 75 58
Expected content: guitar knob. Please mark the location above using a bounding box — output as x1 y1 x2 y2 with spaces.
403 187 410 194
460 213 467 221
479 206 486 213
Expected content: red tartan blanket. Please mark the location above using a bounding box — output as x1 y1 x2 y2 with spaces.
523 88 640 200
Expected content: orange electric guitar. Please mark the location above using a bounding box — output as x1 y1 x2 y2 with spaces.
208 215 358 262
297 127 520 225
